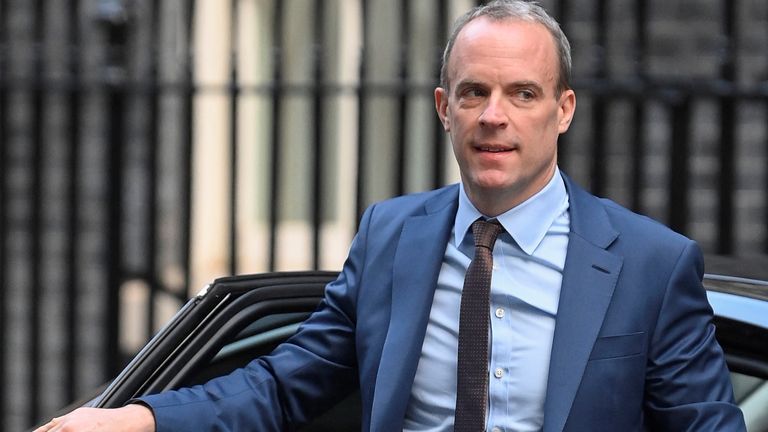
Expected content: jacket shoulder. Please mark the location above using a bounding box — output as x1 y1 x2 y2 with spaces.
365 184 459 220
598 197 692 246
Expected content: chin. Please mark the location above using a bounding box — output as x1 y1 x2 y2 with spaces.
471 171 517 189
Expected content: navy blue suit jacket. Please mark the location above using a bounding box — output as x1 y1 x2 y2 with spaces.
141 175 745 431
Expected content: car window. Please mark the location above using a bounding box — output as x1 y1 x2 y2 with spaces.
712 307 768 432
180 310 362 432
182 312 311 386
732 372 768 432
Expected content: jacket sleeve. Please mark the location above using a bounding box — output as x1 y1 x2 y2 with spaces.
136 205 375 432
643 241 746 431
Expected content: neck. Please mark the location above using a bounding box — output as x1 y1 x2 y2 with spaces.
466 189 524 217
464 168 557 217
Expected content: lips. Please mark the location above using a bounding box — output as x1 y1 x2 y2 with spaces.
475 143 515 153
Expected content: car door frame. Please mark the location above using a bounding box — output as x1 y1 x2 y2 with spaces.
93 271 338 408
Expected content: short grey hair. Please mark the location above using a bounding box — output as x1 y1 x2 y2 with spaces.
440 0 572 97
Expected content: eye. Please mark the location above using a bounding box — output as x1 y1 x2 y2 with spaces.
517 89 536 101
460 86 486 98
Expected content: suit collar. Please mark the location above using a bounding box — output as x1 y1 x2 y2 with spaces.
543 174 624 431
562 173 619 249
424 184 459 215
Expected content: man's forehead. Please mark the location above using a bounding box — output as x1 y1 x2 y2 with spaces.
454 17 553 53
447 17 558 88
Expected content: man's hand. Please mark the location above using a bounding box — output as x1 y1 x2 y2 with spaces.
33 404 155 432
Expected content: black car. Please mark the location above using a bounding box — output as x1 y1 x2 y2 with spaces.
36 256 768 431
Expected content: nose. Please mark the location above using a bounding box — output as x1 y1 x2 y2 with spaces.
478 96 508 128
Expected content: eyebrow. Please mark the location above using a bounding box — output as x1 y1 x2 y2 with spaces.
509 80 545 93
453 79 485 96
453 79 547 96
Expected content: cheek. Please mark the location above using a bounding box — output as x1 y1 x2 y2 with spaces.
450 111 476 136
526 110 561 139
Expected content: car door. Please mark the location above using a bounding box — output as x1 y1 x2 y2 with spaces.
92 270 360 431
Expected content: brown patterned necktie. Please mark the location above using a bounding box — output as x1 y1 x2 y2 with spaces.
454 219 503 432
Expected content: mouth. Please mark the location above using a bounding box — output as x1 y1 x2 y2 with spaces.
474 143 515 153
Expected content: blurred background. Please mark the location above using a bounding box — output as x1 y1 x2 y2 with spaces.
1 0 767 429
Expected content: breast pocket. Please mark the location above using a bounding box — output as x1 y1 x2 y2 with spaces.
588 332 645 360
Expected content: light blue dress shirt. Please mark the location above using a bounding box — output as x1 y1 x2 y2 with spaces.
403 169 570 432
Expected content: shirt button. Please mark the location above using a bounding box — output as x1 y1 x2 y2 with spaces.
495 307 505 318
492 428 503 432
494 368 504 379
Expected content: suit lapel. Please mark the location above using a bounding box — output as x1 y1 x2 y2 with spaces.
370 187 458 432
543 176 623 432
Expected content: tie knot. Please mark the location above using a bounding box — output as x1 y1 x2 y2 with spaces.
471 219 503 250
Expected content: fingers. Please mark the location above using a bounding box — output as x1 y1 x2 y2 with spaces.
32 405 155 432
33 417 59 432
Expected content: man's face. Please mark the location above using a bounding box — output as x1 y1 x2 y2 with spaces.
435 17 575 215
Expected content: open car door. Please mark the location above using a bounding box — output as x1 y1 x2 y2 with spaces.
92 271 359 431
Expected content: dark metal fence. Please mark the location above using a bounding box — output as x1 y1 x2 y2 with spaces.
0 1 195 429
1 0 768 429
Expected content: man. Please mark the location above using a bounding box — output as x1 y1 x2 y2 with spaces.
37 1 745 431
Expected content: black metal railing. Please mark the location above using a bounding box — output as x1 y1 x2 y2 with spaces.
1 0 767 429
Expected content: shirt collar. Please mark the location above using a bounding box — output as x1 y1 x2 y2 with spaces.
454 168 569 255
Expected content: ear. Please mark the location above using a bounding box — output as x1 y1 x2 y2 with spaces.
434 87 450 132
557 89 576 134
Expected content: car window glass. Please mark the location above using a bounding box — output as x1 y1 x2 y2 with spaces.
732 372 768 432
181 311 311 386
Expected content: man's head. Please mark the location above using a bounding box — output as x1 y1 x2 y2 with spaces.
434 0 576 216
440 0 572 97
